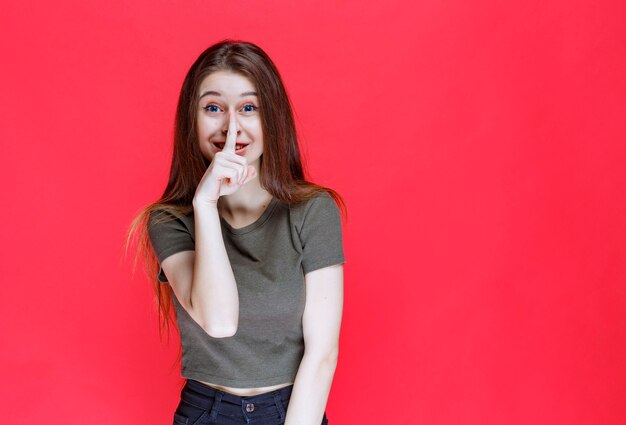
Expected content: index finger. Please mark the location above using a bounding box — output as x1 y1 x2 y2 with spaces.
223 113 237 154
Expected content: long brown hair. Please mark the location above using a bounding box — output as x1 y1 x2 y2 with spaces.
127 40 345 339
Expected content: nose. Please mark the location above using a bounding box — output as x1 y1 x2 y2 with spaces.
221 112 241 135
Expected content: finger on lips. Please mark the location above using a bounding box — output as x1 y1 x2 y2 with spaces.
215 114 254 187
223 113 238 154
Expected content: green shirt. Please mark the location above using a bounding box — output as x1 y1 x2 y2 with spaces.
148 193 345 387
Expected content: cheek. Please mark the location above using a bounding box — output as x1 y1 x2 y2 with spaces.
247 118 263 139
196 117 222 137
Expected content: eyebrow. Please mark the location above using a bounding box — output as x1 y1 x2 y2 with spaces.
199 90 258 99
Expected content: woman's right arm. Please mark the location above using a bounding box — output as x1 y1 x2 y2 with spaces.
159 114 255 338
160 205 237 338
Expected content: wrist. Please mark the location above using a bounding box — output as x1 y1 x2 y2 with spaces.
192 197 219 209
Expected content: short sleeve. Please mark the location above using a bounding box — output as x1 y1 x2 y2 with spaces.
299 194 346 274
148 210 195 283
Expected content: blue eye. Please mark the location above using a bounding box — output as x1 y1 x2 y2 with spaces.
203 104 221 113
242 104 257 112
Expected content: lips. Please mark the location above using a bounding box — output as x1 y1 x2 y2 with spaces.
213 141 249 151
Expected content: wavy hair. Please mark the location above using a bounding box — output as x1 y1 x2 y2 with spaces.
127 40 345 339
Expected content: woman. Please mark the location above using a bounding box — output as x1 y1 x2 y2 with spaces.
129 40 345 425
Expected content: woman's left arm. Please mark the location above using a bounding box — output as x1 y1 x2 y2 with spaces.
284 263 344 425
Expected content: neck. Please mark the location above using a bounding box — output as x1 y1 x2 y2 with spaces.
219 176 272 217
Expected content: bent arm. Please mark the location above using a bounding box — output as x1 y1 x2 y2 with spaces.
284 264 344 425
160 203 239 338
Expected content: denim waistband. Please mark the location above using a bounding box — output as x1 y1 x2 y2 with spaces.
183 379 293 407
182 379 294 423
179 380 329 424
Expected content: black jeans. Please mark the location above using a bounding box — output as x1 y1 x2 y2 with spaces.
173 379 329 425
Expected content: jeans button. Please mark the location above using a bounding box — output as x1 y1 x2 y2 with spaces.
246 403 255 412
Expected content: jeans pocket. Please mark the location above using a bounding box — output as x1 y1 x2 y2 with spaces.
174 399 210 425
173 412 188 425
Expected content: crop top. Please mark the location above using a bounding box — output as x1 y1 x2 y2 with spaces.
147 193 345 387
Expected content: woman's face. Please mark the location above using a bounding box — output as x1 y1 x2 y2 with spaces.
196 71 263 168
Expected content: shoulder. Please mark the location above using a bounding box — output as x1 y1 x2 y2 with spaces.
290 192 345 273
147 207 195 264
290 191 339 216
289 192 342 234
148 207 193 229
147 207 195 244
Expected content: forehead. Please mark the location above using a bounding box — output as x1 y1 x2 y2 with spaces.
198 71 257 95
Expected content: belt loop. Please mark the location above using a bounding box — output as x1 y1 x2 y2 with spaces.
209 390 224 422
273 391 286 423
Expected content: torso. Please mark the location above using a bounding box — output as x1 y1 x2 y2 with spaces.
199 380 294 396
167 193 337 395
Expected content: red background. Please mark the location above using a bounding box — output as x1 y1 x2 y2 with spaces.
1 1 625 424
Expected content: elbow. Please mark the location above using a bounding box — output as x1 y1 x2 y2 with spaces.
306 347 339 369
204 327 237 338
204 324 238 338
324 348 339 368
187 299 238 338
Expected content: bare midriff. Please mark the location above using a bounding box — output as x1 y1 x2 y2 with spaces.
199 380 294 396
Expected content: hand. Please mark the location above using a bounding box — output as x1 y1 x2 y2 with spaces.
193 114 258 205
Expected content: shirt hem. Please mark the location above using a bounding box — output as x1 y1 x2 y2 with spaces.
182 369 296 388
302 257 346 275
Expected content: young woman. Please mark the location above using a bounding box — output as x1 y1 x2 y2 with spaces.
129 40 345 425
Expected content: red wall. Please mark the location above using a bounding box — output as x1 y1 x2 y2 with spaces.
1 1 625 424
